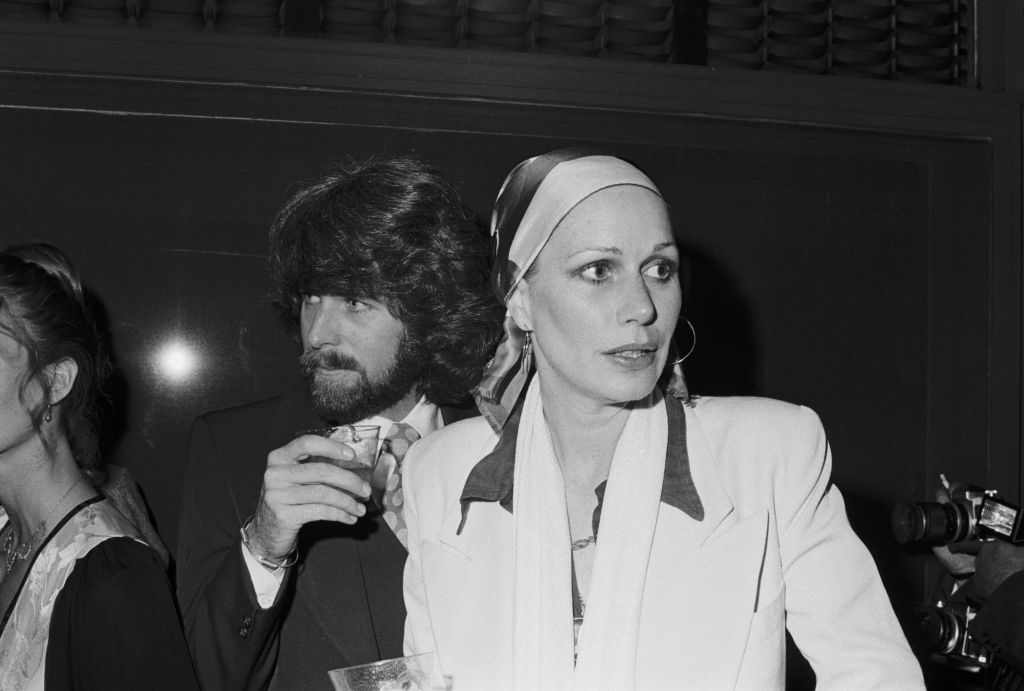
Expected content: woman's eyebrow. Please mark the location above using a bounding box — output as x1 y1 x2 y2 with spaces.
567 241 675 259
568 246 621 258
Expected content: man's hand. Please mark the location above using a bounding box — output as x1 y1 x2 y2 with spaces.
972 541 1024 601
246 434 372 562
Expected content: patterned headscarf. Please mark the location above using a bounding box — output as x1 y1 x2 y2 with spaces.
473 149 687 431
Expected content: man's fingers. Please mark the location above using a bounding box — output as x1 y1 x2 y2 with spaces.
265 482 368 517
264 462 371 499
947 539 983 555
261 500 366 527
294 504 366 526
252 439 371 559
268 435 357 467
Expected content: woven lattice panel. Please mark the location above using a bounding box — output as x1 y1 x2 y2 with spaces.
706 0 969 85
0 0 975 73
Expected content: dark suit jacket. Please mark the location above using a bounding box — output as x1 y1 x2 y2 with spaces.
975 570 1024 675
176 387 474 691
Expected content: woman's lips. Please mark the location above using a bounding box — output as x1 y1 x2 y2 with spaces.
603 343 658 369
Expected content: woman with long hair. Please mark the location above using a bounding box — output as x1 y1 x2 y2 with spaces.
0 243 197 690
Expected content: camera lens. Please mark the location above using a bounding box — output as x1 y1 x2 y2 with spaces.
919 607 963 654
891 502 970 545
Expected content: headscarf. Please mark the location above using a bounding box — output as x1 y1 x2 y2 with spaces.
472 148 688 431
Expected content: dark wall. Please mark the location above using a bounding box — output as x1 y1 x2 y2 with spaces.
1 66 1017 686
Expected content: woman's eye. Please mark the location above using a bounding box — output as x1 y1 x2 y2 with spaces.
346 298 370 312
301 294 321 305
643 261 677 281
579 262 612 283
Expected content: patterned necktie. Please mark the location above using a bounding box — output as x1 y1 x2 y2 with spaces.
378 421 421 549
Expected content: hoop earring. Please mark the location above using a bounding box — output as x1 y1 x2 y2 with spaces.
673 318 696 365
44 404 53 423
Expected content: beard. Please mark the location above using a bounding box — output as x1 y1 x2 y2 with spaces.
300 336 422 425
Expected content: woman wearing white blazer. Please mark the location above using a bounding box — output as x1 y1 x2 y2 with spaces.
402 149 924 690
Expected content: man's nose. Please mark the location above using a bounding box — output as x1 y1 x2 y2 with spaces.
304 300 343 349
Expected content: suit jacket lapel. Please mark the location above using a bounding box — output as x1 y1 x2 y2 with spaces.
266 385 325 452
638 503 768 689
297 527 383 665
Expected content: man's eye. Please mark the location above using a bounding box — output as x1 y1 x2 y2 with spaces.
346 299 370 311
301 294 321 305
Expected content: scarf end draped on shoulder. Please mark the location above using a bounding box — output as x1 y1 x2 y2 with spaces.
510 378 668 690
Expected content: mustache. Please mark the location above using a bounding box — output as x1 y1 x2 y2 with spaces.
299 349 364 374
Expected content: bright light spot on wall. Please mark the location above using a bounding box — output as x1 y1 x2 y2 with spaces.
156 340 198 382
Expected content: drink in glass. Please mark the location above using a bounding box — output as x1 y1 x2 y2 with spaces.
298 424 381 486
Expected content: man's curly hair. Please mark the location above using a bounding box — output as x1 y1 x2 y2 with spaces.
269 154 504 407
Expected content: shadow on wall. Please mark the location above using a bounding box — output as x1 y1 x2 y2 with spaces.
678 247 758 398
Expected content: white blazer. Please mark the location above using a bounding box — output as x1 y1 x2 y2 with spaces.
403 396 925 690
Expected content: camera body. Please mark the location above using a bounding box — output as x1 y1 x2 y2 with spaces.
917 599 991 672
891 485 1023 547
892 482 1024 675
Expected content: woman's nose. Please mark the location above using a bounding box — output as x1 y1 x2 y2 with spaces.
619 276 657 326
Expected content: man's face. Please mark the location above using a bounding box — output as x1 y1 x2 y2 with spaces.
299 294 420 424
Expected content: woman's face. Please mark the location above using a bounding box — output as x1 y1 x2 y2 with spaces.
514 185 681 411
0 324 40 460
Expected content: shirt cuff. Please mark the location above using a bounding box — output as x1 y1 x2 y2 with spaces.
240 542 286 609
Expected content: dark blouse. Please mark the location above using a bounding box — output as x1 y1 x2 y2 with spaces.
45 537 199 690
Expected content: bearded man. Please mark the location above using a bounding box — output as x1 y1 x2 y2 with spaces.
176 155 502 690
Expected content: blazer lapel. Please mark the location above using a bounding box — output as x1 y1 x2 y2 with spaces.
636 405 769 689
677 402 734 544
428 398 771 688
638 504 768 689
438 499 495 560
427 501 517 685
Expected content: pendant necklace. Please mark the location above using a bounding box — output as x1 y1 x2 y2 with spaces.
2 475 85 573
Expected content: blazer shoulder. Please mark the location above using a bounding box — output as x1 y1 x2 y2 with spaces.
691 395 823 439
404 416 497 494
687 396 828 489
416 415 495 456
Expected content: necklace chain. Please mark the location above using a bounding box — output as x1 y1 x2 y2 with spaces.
2 475 86 573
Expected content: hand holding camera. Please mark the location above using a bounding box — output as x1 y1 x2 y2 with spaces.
892 477 1024 676
891 478 1023 550
967 540 1024 602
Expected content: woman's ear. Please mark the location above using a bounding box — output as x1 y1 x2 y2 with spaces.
506 284 533 333
46 357 79 407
